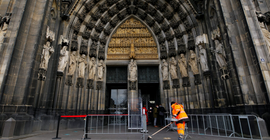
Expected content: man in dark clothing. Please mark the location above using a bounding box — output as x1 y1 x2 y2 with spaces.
148 106 153 125
158 104 166 126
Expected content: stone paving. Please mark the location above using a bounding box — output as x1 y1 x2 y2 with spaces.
4 125 267 140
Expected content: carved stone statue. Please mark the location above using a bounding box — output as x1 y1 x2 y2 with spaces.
214 40 227 69
169 57 178 79
178 54 188 77
88 57 96 80
129 43 136 59
259 20 270 50
97 59 105 81
68 51 77 76
198 45 209 72
128 59 137 82
0 16 10 45
189 50 199 75
161 59 169 81
57 38 69 72
256 11 270 50
46 26 55 42
40 41 54 70
57 46 69 72
77 54 87 78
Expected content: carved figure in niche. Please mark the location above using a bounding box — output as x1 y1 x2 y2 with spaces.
88 57 96 80
68 51 77 75
189 50 199 75
0 16 10 44
214 40 227 69
198 45 209 72
97 59 105 81
169 57 178 79
46 26 55 42
128 59 137 82
178 54 188 77
57 45 69 72
161 59 169 81
257 12 270 51
40 41 54 70
129 43 136 59
78 54 87 78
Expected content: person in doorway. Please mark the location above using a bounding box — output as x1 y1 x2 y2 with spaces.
142 105 148 125
153 104 158 127
148 106 153 125
171 101 189 140
158 104 166 126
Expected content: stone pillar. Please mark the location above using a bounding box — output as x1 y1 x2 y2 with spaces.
0 0 27 103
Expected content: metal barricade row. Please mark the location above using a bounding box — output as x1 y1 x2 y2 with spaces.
187 114 263 140
82 114 144 140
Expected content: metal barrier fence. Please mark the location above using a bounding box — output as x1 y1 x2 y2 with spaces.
188 114 263 140
82 114 144 140
53 115 87 139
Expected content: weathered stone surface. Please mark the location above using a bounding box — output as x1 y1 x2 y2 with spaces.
1 118 15 138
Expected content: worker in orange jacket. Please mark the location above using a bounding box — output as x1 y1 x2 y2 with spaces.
171 102 189 140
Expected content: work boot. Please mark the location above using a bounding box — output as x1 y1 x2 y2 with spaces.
178 134 184 140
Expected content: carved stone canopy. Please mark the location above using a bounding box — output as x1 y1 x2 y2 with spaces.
154 14 164 24
156 2 166 12
265 11 270 24
188 37 195 50
80 40 88 55
71 40 78 51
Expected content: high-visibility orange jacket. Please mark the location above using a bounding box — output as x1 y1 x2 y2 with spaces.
171 103 188 121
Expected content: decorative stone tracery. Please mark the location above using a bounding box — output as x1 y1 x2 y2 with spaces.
107 17 158 60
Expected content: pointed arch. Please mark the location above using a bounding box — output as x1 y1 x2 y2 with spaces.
107 16 158 60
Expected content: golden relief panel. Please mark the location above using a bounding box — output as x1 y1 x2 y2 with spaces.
107 17 158 60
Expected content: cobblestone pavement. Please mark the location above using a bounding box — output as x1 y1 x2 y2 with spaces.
4 125 265 140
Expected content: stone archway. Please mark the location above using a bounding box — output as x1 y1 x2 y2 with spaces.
55 0 207 114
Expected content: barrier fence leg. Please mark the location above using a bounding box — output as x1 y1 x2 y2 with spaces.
85 116 90 139
53 115 61 139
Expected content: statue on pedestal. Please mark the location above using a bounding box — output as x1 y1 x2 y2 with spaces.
198 45 209 72
169 57 178 80
0 16 10 44
39 26 55 71
214 40 227 69
77 54 87 78
178 54 188 77
40 41 54 70
88 57 96 80
161 59 169 81
97 59 105 81
67 51 77 76
256 11 270 52
189 50 199 75
57 38 69 73
128 59 137 82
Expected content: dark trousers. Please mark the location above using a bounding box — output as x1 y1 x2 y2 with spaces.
159 115 165 126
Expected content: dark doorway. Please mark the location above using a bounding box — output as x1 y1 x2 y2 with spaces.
139 83 160 107
138 66 160 109
106 66 128 114
106 84 128 114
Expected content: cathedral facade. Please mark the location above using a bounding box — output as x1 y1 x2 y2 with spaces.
0 0 270 136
